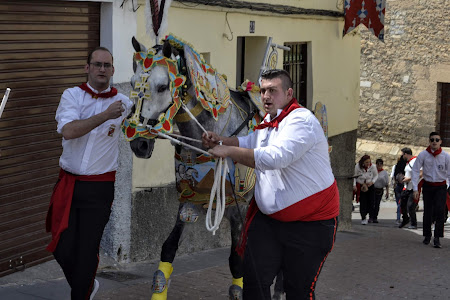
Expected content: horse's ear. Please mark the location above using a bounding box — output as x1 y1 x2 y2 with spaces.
132 36 141 52
162 39 172 58
132 36 147 53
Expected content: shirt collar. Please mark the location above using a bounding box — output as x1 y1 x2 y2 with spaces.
87 82 111 94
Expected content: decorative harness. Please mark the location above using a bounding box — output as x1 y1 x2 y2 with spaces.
122 35 260 234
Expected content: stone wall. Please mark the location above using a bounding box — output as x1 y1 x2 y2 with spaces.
359 0 450 146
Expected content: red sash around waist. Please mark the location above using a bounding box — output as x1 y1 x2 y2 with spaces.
45 169 116 252
423 180 446 187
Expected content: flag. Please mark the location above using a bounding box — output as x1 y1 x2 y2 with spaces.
343 0 386 41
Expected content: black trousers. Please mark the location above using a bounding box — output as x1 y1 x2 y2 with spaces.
370 188 384 220
359 185 375 220
399 190 417 225
53 181 114 300
243 211 338 300
422 184 447 238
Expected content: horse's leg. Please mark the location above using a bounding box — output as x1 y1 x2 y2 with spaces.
152 203 186 300
226 204 247 300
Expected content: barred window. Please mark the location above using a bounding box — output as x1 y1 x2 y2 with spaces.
283 42 307 107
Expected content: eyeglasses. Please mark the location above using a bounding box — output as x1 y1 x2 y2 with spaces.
90 62 113 70
430 138 441 142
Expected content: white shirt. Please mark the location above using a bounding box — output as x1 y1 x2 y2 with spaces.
353 164 378 187
412 149 450 191
238 107 335 215
374 169 389 189
403 157 416 190
55 84 133 175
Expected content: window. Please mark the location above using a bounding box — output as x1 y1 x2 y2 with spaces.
283 42 307 107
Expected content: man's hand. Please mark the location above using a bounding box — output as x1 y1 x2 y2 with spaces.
202 131 221 149
208 145 229 158
104 100 124 120
413 191 419 201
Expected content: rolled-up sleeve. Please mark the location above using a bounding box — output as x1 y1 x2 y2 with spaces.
254 114 315 171
55 89 80 134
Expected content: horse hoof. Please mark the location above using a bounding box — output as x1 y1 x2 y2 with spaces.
228 284 243 300
179 202 199 223
152 270 168 293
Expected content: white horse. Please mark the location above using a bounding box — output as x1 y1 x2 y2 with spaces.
124 35 271 300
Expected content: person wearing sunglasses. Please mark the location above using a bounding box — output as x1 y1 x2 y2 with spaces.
411 132 450 248
46 47 134 299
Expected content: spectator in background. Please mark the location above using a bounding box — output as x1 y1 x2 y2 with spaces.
398 148 418 229
391 155 407 225
354 155 378 225
371 158 389 223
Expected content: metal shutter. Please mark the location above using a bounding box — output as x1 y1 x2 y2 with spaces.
0 0 100 277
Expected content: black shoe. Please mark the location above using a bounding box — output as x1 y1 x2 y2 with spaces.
373 219 379 223
399 218 410 228
434 237 442 248
423 236 431 245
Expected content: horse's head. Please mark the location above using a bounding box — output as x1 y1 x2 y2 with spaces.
124 36 186 158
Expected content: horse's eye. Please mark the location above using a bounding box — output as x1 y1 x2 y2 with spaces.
158 84 169 93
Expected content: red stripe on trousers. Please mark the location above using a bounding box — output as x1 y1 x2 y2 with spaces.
308 216 338 299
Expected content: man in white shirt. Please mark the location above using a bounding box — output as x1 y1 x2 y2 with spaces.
398 148 417 229
412 132 450 248
45 47 133 299
372 158 389 223
202 69 339 299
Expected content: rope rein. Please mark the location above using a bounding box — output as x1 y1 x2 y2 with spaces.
205 141 228 235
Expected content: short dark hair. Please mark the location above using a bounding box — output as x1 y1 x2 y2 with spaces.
261 69 293 90
376 158 383 164
401 147 412 155
429 131 440 138
87 46 113 64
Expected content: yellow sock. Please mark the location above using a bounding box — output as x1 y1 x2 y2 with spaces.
158 261 173 279
232 277 243 289
151 262 173 300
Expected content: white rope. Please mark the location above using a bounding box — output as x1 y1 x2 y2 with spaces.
206 150 229 235
181 102 208 135
152 129 211 156
0 88 11 119
165 132 203 143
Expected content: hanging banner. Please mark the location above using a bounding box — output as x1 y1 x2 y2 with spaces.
343 0 386 41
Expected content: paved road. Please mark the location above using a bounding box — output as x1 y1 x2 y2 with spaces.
2 201 450 299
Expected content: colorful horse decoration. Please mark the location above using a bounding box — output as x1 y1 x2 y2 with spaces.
124 34 265 300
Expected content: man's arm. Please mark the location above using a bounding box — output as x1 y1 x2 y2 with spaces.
412 154 423 200
208 145 255 168
201 131 238 148
62 100 124 140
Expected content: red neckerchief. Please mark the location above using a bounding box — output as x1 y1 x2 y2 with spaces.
254 98 301 130
377 168 384 173
364 163 372 171
79 82 118 99
426 146 442 157
407 156 417 163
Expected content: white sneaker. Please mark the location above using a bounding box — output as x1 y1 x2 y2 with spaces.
361 219 368 225
90 279 99 300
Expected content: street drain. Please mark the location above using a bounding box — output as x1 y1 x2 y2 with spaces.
97 271 143 282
